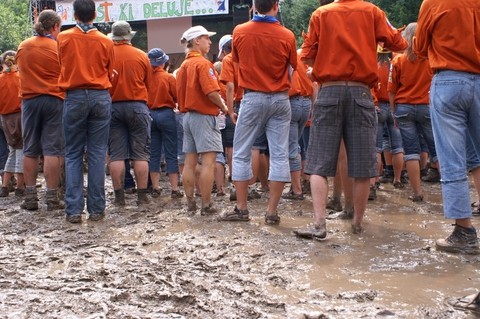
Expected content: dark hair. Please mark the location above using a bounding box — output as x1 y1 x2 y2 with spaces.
254 0 278 14
1 51 16 68
319 0 333 5
34 10 61 36
73 0 96 23
222 39 232 54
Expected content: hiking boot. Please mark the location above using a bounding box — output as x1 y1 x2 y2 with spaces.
46 189 65 211
136 188 151 206
66 214 82 224
282 190 304 200
0 187 9 197
125 187 136 194
114 189 126 206
187 197 197 212
294 221 327 240
326 196 343 212
20 188 39 211
421 168 441 183
171 189 184 199
436 225 480 254
200 203 218 216
14 188 25 197
368 185 377 200
89 211 105 221
151 188 161 198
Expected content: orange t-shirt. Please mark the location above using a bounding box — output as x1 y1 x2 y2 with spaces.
219 53 243 102
0 71 21 115
374 61 390 103
176 51 221 116
148 67 177 109
289 56 313 97
388 54 433 105
57 26 115 91
232 20 297 93
16 36 64 100
109 43 151 103
414 0 480 74
301 0 408 87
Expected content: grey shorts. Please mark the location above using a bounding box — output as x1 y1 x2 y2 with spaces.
22 95 65 157
182 112 223 154
4 146 23 174
108 101 151 161
305 85 377 178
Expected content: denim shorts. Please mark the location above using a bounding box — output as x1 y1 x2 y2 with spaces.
289 95 311 171
183 111 223 154
109 101 151 161
305 85 377 178
149 107 178 174
22 95 65 157
175 112 185 165
232 90 291 182
376 102 403 154
394 104 437 162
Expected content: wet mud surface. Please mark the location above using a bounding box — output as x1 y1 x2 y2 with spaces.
1 176 479 319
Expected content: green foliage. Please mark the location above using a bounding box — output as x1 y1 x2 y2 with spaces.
0 0 31 53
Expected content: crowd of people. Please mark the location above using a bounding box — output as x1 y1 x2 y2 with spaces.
0 0 479 262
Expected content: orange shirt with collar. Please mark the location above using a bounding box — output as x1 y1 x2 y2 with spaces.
57 26 115 91
375 61 390 103
301 0 407 87
0 71 21 115
16 36 64 100
219 53 243 102
289 56 313 97
414 0 480 74
176 51 221 116
388 54 433 105
148 67 177 109
232 20 297 93
110 43 152 103
218 78 227 101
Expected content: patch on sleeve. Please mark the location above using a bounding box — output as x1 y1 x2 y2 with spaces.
209 68 217 80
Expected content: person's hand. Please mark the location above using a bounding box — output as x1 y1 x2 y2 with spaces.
229 112 237 125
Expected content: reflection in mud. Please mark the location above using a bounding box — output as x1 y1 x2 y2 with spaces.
0 177 479 318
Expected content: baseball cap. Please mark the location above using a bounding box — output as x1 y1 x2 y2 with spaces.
108 21 136 41
181 25 216 42
218 34 232 53
148 48 169 67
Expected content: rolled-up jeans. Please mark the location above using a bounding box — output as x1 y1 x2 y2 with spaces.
430 70 480 219
288 96 310 172
63 89 111 216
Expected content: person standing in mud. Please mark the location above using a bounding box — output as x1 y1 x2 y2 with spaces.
415 0 480 254
107 21 152 207
294 0 407 239
57 0 114 223
218 0 297 224
16 10 65 211
176 25 229 215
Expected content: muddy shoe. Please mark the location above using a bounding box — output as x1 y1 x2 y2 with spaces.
200 203 218 216
421 168 441 183
14 188 25 197
218 206 250 222
351 224 363 234
293 222 327 240
326 196 343 212
436 225 480 255
20 188 39 211
393 181 405 189
136 189 151 206
445 292 480 316
114 189 126 206
89 212 105 221
46 189 65 211
229 189 237 201
281 191 304 200
368 186 377 200
150 188 161 198
65 214 82 224
248 189 261 200
171 190 184 199
187 197 197 212
408 194 424 202
328 209 354 220
264 213 281 225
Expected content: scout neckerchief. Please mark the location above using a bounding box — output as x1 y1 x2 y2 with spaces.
252 14 278 23
76 22 97 33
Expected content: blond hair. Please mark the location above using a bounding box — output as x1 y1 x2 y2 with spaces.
402 22 417 62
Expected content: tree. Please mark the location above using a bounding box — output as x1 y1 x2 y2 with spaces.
0 0 30 53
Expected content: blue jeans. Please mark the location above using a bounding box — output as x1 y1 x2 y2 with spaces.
232 91 291 182
376 102 404 154
150 108 178 174
0 121 7 175
63 89 111 216
430 70 480 219
394 104 437 162
289 96 311 172
175 112 185 165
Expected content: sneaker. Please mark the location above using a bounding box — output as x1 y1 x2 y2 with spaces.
66 214 82 224
218 206 250 222
281 190 304 200
326 196 343 212
171 190 184 199
436 225 479 254
368 186 377 200
293 222 327 240
421 168 441 183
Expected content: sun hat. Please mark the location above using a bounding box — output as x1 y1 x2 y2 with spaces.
108 21 136 41
218 34 232 53
148 48 169 67
181 25 216 42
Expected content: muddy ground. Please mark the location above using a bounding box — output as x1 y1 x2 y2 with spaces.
0 173 479 319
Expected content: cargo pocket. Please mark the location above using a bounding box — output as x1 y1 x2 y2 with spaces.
354 97 376 128
312 97 339 126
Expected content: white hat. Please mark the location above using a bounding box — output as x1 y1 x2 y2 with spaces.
218 34 232 53
181 25 216 42
108 21 136 41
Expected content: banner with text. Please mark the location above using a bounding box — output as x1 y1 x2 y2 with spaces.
56 0 229 25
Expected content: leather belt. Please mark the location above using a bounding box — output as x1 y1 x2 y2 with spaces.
321 81 369 89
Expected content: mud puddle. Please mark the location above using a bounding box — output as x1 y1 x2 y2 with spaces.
0 175 479 319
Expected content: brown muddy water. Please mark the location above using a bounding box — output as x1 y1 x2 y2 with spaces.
0 175 479 319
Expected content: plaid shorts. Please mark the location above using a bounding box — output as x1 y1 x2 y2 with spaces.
305 85 377 178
